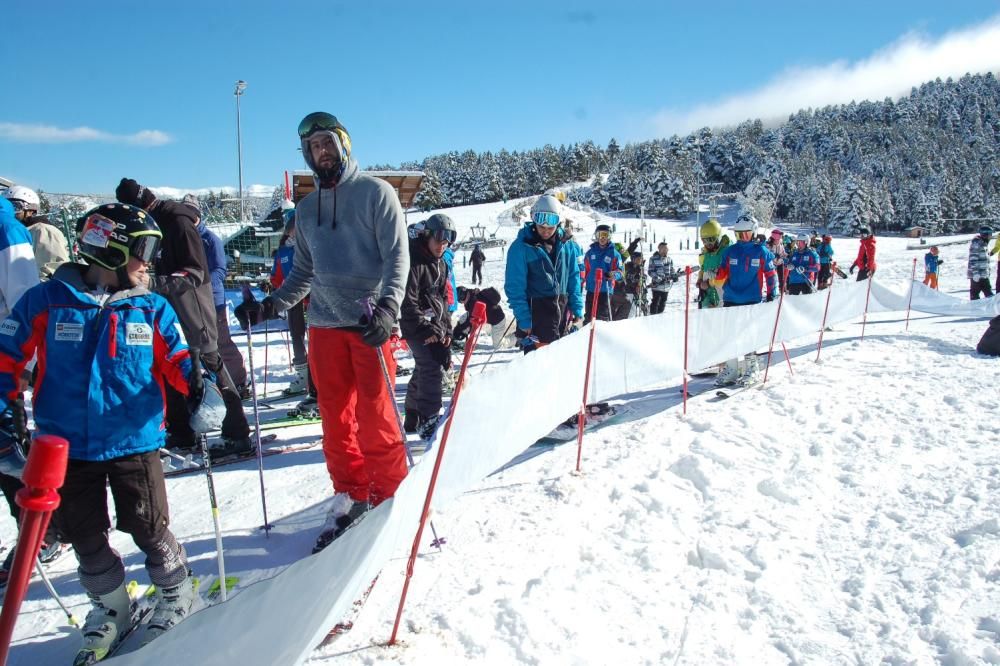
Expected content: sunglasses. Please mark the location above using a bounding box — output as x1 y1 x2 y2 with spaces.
533 211 560 227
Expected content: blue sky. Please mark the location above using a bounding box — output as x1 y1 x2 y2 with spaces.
3 1 1000 195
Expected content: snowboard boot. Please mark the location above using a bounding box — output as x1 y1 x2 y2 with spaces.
289 395 319 419
739 353 761 386
714 359 740 387
313 493 372 554
74 583 133 664
141 575 197 646
416 413 443 441
283 363 309 396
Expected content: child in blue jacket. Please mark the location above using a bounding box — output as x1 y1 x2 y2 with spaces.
0 204 202 659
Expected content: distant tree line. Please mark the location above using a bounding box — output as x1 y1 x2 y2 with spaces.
375 72 1000 235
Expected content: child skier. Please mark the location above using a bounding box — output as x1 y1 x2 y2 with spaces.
785 234 820 295
923 246 943 290
0 204 202 661
400 214 455 438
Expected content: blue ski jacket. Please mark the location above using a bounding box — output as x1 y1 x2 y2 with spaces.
270 244 295 290
504 224 584 331
443 247 458 313
818 242 834 265
786 248 820 285
717 241 778 305
583 242 623 294
924 252 942 274
197 221 228 308
0 264 192 461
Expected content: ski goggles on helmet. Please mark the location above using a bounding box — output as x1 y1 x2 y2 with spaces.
129 233 162 264
298 112 344 138
533 211 560 227
596 230 611 240
429 228 456 244
8 199 32 213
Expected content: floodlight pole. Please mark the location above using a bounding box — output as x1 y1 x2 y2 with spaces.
235 80 247 224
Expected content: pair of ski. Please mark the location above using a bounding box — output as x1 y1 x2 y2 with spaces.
162 436 320 478
73 576 239 664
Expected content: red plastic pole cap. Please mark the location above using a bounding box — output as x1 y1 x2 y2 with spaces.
21 435 69 491
471 301 487 326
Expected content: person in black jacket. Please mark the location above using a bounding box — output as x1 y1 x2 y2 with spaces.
116 179 251 456
470 244 486 285
400 214 455 439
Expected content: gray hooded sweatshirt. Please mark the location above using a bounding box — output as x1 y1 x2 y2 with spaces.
270 157 409 327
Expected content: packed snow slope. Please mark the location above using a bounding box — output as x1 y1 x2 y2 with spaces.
3 198 999 665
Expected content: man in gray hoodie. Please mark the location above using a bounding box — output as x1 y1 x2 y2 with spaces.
236 113 410 552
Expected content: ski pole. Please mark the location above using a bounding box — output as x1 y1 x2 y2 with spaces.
198 432 228 602
35 558 81 628
762 268 789 386
282 330 292 371
240 286 271 535
815 267 835 363
359 298 444 550
904 257 917 331
263 320 269 398
389 302 487 646
576 269 603 473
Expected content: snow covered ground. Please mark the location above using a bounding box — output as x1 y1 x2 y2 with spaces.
3 200 999 665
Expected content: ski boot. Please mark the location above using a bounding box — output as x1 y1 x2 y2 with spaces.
141 575 197 646
403 410 419 434
38 539 68 565
208 436 254 462
73 583 134 665
283 363 309 396
313 493 372 553
714 359 740 387
738 353 761 387
288 395 319 419
416 413 443 441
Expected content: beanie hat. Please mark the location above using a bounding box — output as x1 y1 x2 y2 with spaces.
116 178 155 208
181 194 202 216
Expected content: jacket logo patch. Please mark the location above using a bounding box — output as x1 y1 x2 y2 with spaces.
0 320 18 336
751 258 761 267
603 257 612 264
729 258 738 265
126 323 153 346
55 322 84 342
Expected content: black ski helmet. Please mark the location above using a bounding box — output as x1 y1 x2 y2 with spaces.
78 203 162 286
298 112 351 184
416 213 457 244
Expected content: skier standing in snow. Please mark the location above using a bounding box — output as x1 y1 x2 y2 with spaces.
583 224 622 323
697 218 729 309
785 234 820 295
504 194 583 352
923 246 943 290
470 243 485 285
714 213 778 387
116 178 252 456
849 227 877 281
623 248 646 317
967 226 994 300
765 229 787 293
181 194 250 399
400 214 454 438
647 242 675 315
0 204 201 659
235 112 409 552
817 234 835 289
6 185 69 280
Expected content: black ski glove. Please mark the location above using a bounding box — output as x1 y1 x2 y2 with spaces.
186 349 205 408
235 296 279 331
849 265 856 275
10 394 29 448
429 342 452 370
360 298 396 347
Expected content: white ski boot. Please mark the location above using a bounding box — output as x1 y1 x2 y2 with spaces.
739 353 761 386
141 576 196 646
73 583 133 665
714 359 740 387
283 363 309 396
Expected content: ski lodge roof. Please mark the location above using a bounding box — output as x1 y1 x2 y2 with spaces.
291 170 424 208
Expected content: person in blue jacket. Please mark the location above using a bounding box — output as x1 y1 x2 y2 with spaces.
504 194 583 352
0 204 204 658
182 194 248 396
714 213 778 387
443 245 458 313
817 234 835 289
583 223 623 323
923 245 942 290
785 234 820 295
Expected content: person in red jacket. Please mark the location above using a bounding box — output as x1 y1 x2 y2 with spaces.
849 227 877 281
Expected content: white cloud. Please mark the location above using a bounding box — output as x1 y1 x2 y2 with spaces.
0 122 172 146
649 15 1000 136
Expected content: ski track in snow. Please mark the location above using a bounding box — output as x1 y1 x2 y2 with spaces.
4 199 999 665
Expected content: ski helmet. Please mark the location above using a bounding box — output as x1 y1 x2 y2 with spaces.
4 186 39 213
795 233 809 244
421 213 457 244
700 219 722 242
280 198 295 211
733 213 758 234
78 203 162 276
189 379 227 434
530 194 562 227
978 225 994 237
822 234 832 242
297 112 351 184
858 226 872 237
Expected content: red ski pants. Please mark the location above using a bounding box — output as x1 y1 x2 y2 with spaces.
309 327 408 504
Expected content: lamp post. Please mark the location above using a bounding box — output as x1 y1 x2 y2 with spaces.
234 80 247 224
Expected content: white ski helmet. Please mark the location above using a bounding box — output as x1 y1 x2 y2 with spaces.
280 198 295 211
733 213 758 234
4 186 40 212
530 194 562 226
795 233 809 244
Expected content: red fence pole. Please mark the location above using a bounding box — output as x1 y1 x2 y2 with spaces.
815 263 836 363
388 302 487 646
0 435 69 664
284 170 291 200
682 266 692 416
762 268 789 386
859 272 874 341
781 342 794 376
905 257 917 331
575 269 604 473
